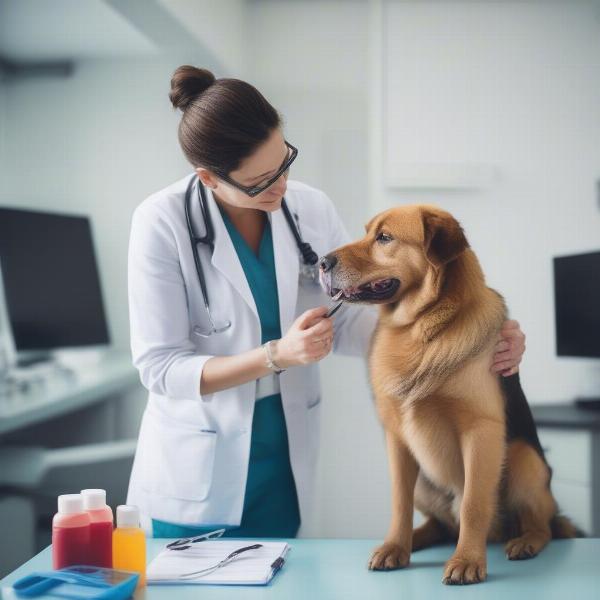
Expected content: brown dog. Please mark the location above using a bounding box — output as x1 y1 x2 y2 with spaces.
319 204 577 585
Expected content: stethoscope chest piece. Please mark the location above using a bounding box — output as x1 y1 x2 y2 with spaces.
193 320 232 338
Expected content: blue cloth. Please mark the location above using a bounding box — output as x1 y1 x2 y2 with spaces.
153 210 300 539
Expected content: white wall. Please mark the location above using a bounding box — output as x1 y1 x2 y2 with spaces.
371 0 600 403
157 0 248 74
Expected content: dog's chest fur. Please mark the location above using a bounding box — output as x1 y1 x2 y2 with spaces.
402 400 465 492
369 324 506 494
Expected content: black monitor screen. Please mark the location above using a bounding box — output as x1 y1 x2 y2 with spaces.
553 251 600 358
0 207 110 351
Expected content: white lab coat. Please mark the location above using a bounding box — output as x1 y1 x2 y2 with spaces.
126 176 377 532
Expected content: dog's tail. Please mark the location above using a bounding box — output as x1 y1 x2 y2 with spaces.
551 514 585 539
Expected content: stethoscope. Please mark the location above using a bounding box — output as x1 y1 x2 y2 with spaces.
184 175 320 337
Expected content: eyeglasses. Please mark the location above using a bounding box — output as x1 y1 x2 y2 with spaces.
215 141 298 198
166 528 225 551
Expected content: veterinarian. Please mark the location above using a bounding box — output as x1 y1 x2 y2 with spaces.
126 66 526 539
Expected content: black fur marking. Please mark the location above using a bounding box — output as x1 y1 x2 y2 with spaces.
501 372 546 459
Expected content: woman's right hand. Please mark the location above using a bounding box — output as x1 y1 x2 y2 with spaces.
272 307 334 368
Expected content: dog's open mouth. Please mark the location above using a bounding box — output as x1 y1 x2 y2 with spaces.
332 278 400 302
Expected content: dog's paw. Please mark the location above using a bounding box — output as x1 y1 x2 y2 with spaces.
367 542 410 571
442 554 487 585
505 534 544 560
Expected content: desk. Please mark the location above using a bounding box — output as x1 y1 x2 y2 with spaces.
532 404 600 536
1 538 598 600
0 352 140 436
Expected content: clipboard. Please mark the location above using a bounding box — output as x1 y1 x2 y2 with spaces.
147 540 290 586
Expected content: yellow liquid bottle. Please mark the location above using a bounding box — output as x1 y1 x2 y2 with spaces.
112 505 146 587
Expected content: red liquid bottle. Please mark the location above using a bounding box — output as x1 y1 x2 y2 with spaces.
52 494 91 569
81 489 113 568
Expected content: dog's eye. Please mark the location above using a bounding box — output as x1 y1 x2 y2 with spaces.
376 232 393 244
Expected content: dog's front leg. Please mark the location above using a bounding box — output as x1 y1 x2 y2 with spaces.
443 421 504 585
368 430 418 570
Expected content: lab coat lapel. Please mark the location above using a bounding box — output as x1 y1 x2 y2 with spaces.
271 206 299 335
207 190 258 319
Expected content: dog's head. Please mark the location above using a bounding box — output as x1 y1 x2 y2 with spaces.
319 205 469 308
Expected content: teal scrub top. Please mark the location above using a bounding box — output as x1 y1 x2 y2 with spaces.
153 210 301 539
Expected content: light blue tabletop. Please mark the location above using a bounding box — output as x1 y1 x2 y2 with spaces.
1 538 598 600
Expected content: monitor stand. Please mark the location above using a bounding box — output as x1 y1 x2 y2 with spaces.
15 347 109 370
574 397 600 411
16 352 54 368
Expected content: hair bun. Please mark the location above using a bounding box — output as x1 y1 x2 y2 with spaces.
169 66 216 111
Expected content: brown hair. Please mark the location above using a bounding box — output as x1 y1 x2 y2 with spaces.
169 65 281 174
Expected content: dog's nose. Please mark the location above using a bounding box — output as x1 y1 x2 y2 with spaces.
319 254 337 273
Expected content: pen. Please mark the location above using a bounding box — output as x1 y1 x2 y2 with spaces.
270 556 285 576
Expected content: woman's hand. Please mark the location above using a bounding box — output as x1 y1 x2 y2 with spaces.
272 307 334 368
491 319 526 377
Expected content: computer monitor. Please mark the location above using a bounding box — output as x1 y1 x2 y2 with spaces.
553 250 600 359
0 207 110 362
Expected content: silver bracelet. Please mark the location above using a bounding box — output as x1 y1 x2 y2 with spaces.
263 340 285 374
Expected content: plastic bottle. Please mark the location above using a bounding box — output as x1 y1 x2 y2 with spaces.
52 494 91 569
112 505 146 587
81 489 113 568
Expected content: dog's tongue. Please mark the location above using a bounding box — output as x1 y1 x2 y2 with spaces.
342 279 392 297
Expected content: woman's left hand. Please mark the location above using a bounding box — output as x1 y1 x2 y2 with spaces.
491 320 526 377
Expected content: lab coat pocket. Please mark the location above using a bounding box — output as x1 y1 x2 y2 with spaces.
140 409 217 502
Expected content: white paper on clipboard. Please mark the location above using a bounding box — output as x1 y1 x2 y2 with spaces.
147 541 290 586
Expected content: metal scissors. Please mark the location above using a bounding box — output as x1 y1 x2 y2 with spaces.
178 544 265 579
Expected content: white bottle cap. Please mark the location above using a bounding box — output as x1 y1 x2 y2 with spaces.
57 494 84 515
81 489 107 510
116 505 140 528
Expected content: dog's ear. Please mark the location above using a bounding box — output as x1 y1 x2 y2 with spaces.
422 209 469 267
364 215 378 233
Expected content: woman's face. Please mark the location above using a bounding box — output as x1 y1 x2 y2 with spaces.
196 128 290 213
